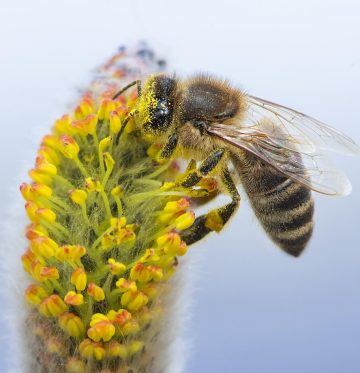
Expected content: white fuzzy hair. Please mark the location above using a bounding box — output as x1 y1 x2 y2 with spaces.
0 123 50 372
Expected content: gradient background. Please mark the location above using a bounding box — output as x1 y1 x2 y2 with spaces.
1 0 359 372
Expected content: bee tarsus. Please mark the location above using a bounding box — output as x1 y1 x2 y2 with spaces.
181 166 240 245
160 133 178 159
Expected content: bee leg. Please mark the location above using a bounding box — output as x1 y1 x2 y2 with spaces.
180 166 240 245
112 80 142 100
160 133 178 159
115 109 138 145
180 149 226 188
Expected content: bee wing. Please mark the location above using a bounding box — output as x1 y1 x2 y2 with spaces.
208 123 353 196
246 95 360 156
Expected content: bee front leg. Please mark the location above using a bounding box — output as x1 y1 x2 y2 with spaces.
180 165 240 245
160 133 178 159
115 109 138 145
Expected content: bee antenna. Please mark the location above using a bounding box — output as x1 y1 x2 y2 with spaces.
112 80 142 100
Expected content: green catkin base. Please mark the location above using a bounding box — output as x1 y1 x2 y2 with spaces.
20 47 217 373
25 134 176 372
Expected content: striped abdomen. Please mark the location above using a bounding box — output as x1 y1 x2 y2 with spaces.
233 152 314 257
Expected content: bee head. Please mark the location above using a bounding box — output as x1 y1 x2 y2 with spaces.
138 74 177 135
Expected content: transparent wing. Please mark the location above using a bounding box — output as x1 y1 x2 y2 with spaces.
245 95 360 156
208 123 353 196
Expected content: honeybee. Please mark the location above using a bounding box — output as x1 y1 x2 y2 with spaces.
115 75 360 257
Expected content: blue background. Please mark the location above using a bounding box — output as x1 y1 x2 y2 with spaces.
1 1 359 372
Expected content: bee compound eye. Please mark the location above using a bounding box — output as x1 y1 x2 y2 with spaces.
152 112 167 128
143 110 169 133
154 107 169 117
147 101 171 131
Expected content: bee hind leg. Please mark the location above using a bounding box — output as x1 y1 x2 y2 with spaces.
181 165 240 245
158 146 240 244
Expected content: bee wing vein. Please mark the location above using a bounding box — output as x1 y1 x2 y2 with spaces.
247 95 360 155
208 123 352 196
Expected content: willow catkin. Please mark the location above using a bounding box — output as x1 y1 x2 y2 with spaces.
16 45 220 373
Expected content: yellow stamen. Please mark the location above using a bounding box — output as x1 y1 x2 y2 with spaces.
70 268 87 291
64 291 84 306
39 294 68 317
87 282 105 301
59 312 85 338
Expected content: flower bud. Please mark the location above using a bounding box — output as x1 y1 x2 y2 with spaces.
87 282 105 301
174 211 195 230
108 258 126 275
31 236 58 258
109 111 122 134
71 114 97 136
64 291 84 306
39 295 68 317
79 339 106 361
58 135 80 159
25 284 49 305
59 312 85 338
70 268 87 291
107 341 128 359
69 189 87 205
55 245 86 261
121 290 148 311
87 314 115 342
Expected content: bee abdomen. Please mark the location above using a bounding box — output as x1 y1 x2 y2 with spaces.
235 154 314 257
257 187 314 257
